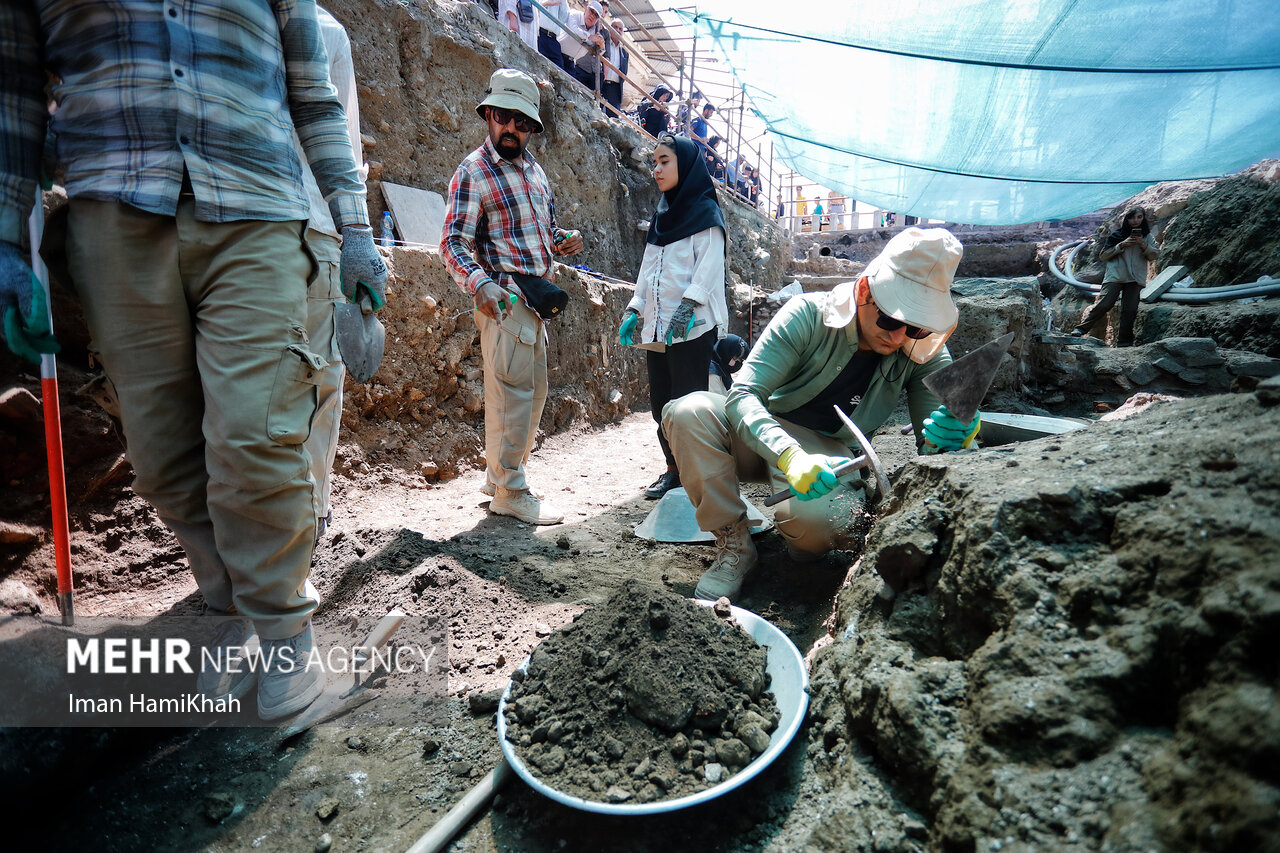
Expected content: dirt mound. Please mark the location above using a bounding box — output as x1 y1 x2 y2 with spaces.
806 387 1280 851
503 581 778 804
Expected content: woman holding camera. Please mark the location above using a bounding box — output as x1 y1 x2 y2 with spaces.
1071 206 1159 346
619 133 728 499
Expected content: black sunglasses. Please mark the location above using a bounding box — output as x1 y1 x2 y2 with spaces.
488 106 537 133
864 298 932 339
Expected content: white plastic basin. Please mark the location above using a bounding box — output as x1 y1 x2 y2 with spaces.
497 601 809 815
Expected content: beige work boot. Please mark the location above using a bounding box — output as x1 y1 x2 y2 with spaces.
196 618 259 703
694 518 758 600
257 623 324 721
490 486 564 525
481 481 540 498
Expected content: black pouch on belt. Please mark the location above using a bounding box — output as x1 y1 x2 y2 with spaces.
509 272 569 320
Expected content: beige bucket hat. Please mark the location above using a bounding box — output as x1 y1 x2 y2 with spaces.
823 227 964 364
476 68 544 133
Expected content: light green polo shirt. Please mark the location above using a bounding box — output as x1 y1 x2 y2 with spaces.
726 291 949 464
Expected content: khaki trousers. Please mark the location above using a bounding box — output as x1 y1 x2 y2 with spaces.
663 391 863 555
302 230 345 523
477 299 547 492
68 199 321 639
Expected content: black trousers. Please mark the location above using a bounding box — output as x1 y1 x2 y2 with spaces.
1075 279 1141 345
571 63 597 91
537 30 564 69
601 80 622 112
647 328 716 467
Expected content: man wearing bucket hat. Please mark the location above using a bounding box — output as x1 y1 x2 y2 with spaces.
441 68 584 526
663 228 978 600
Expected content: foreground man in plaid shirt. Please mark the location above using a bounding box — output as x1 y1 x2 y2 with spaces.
441 68 584 526
0 0 387 720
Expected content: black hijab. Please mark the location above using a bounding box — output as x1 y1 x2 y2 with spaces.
1104 205 1151 250
646 134 725 247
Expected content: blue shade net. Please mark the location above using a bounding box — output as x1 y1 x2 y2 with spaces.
676 1 1280 224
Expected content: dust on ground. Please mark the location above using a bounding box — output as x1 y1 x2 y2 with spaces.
0 406 867 853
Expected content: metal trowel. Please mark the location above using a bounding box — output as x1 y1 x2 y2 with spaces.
335 291 385 383
923 331 1016 425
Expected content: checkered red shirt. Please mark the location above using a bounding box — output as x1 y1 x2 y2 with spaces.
440 138 557 294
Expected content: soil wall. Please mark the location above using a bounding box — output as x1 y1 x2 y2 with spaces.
804 387 1280 851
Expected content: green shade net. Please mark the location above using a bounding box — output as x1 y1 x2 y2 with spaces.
676 1 1280 224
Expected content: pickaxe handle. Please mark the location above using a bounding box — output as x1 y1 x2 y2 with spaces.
763 455 869 507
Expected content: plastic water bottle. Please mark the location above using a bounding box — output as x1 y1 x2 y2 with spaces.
380 210 394 247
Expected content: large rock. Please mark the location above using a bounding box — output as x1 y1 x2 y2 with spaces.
808 389 1280 851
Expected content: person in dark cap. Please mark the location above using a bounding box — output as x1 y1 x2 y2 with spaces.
441 68 584 525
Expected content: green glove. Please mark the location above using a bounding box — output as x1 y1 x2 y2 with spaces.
664 297 698 345
0 241 59 363
618 309 641 346
923 405 981 451
778 446 844 502
339 224 388 311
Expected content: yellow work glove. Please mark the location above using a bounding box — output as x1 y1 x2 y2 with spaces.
778 446 842 502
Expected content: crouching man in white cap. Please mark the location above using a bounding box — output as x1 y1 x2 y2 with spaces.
663 228 978 600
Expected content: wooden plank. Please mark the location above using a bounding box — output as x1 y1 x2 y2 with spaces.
1141 264 1188 302
381 182 446 250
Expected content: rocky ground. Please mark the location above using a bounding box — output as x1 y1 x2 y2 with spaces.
2 1 1279 850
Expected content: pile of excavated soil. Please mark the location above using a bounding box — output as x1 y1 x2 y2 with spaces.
503 581 780 804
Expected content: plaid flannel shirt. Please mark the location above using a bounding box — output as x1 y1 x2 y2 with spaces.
440 138 556 295
0 0 367 245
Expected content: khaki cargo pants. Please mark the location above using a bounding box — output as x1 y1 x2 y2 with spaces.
302 229 345 524
476 298 547 493
663 391 864 555
68 198 321 640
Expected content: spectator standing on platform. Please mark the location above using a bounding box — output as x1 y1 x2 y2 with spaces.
561 1 606 91
499 0 539 51
601 18 629 113
776 192 785 220
828 193 846 230
537 0 570 68
641 85 674 137
691 103 715 151
676 91 703 135
703 136 725 181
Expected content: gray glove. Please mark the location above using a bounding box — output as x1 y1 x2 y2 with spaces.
664 297 698 345
340 225 388 311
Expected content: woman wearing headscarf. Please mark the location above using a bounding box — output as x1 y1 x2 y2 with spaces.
708 334 748 396
1071 206 1159 346
640 85 673 137
619 133 728 499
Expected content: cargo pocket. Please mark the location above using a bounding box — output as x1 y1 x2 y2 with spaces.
494 314 537 384
267 343 326 445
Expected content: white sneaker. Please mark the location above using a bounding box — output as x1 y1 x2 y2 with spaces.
257 623 325 721
694 518 758 600
490 486 564 525
196 619 259 702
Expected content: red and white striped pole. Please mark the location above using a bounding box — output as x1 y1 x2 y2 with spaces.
28 190 74 626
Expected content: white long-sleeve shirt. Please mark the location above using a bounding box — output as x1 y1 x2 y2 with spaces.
627 226 728 352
